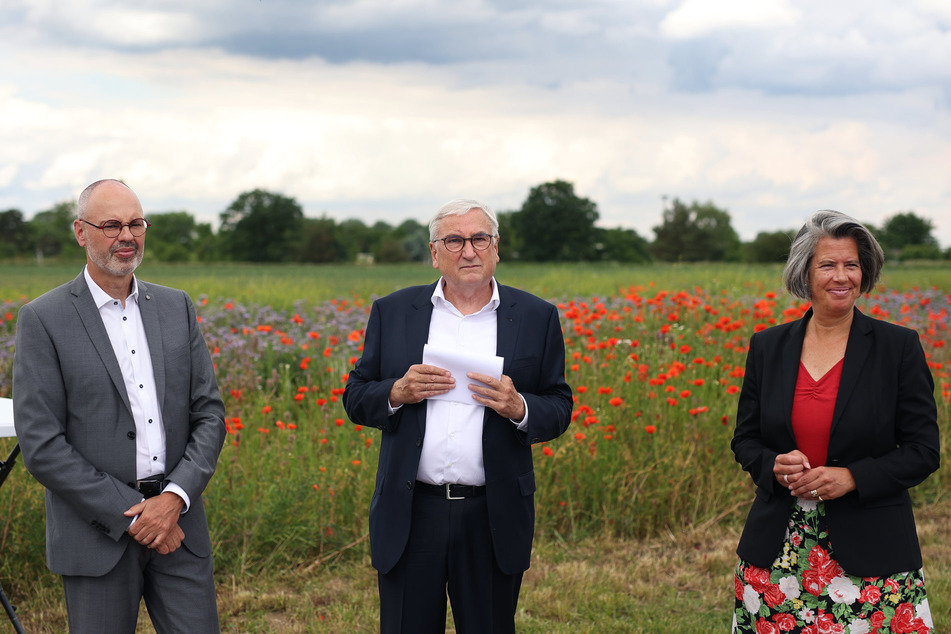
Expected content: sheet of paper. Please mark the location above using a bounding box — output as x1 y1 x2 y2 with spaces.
422 344 504 405
0 397 15 438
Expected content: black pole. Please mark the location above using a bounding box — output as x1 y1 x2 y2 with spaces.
1 443 27 633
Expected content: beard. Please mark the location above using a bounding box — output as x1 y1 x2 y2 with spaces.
88 240 143 278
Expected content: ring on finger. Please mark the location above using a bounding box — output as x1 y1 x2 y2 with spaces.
818 494 823 501
783 474 788 484
810 489 818 498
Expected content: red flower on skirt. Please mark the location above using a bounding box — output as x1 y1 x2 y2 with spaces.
890 602 930 634
802 545 843 597
744 565 772 593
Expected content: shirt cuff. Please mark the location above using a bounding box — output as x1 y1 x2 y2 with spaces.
510 394 529 431
163 482 191 513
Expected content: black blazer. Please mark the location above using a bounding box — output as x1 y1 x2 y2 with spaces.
343 282 573 575
732 307 939 577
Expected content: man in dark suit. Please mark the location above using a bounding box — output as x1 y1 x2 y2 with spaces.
343 198 573 633
13 179 226 633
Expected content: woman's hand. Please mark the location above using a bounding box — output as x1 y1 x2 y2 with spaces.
773 450 811 489
791 466 857 502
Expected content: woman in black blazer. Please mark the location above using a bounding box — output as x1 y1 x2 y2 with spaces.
731 210 939 633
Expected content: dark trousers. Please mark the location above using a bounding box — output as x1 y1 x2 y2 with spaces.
62 537 219 634
378 490 523 633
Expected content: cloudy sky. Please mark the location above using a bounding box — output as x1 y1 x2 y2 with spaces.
1 0 949 246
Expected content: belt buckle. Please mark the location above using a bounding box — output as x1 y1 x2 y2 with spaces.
137 479 163 498
444 483 464 500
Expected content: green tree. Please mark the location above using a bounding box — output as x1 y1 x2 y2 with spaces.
0 208 30 258
596 227 652 263
218 189 304 262
390 219 430 263
511 180 600 261
876 211 938 253
336 218 375 262
29 201 80 262
297 216 345 263
651 198 741 262
146 211 210 262
495 210 521 262
368 221 399 263
745 230 795 263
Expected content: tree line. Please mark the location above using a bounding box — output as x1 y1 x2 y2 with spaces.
1 180 945 264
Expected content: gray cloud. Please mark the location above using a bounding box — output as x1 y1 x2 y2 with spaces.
1 0 949 247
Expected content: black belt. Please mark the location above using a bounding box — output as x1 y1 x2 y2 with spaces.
130 474 166 499
415 481 485 500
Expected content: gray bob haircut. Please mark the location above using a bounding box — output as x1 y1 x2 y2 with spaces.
782 209 885 300
429 199 499 242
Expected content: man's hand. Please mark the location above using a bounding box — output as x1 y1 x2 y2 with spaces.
125 492 186 554
389 364 454 405
467 372 525 421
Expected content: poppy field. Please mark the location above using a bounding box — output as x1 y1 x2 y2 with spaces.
0 261 949 630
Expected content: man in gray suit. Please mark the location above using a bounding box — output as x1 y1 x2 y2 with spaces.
13 179 226 633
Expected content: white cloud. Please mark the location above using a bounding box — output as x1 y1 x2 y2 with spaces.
0 0 949 249
659 0 799 39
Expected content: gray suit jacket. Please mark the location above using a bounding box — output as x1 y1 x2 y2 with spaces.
13 272 226 577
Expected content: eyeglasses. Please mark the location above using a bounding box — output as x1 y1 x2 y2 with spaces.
435 233 496 252
80 218 151 238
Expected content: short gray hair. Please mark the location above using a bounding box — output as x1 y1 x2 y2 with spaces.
429 199 499 242
77 179 133 220
782 209 884 300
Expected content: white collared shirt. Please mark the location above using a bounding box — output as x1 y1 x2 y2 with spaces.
83 267 189 509
417 277 529 487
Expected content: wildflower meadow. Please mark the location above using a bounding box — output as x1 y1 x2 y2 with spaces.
1 262 948 632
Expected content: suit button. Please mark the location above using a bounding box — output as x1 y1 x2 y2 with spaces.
406 481 413 489
127 431 136 439
416 437 422 447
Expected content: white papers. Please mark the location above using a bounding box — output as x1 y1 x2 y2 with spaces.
0 397 15 438
422 344 504 405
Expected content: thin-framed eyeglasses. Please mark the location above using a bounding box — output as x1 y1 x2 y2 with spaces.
80 218 151 238
434 233 497 252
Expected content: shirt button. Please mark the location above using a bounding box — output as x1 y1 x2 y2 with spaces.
148 419 153 424
131 349 136 354
153 456 158 461
139 384 144 389
123 316 127 321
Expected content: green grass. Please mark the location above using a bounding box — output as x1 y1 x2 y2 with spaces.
1 260 949 632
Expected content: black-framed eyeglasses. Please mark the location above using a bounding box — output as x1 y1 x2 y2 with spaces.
80 218 151 238
435 233 497 252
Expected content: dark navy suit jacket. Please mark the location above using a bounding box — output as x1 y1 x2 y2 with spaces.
343 281 573 575
732 307 939 577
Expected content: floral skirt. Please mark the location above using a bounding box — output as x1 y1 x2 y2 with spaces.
732 498 932 633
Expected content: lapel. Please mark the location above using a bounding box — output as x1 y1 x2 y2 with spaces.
495 284 518 374
830 308 872 436
69 274 132 414
408 283 437 435
780 312 808 437
137 281 166 411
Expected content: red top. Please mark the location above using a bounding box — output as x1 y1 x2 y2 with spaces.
790 358 844 467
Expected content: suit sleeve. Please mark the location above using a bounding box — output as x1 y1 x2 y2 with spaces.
515 302 573 446
731 332 785 495
164 292 226 504
846 329 939 502
343 300 402 432
13 302 142 540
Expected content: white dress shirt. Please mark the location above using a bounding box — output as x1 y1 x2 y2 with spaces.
412 277 527 486
83 267 190 510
